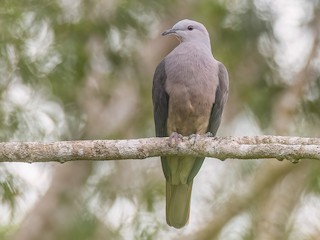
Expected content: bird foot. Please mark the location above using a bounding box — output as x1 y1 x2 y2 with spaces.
188 134 200 145
205 132 214 137
168 132 183 147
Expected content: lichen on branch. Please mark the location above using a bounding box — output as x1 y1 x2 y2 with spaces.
0 135 319 163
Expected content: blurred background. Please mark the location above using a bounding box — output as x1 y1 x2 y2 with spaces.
1 0 320 239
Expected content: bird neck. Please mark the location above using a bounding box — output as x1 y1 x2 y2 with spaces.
183 37 212 52
183 39 212 53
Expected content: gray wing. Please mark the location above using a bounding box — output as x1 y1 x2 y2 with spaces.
152 60 170 180
188 63 229 183
207 63 229 135
152 60 169 137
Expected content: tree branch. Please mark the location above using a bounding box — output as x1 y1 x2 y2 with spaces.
1 135 320 163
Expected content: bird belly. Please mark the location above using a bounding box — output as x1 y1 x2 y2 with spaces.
166 89 212 136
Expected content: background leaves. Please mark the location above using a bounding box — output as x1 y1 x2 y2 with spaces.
1 0 320 239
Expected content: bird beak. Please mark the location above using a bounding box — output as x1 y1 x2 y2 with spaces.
162 28 177 36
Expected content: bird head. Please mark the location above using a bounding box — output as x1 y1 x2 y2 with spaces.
162 19 211 48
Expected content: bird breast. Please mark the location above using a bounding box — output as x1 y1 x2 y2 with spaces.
165 43 219 136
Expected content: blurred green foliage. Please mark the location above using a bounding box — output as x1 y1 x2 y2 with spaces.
1 0 320 239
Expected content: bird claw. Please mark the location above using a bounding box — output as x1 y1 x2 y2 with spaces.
168 132 183 147
205 132 214 137
188 134 200 145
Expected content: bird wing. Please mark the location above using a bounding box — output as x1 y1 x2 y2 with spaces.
207 62 229 135
152 60 171 181
152 60 169 138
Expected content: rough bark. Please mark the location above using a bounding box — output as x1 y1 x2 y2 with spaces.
0 136 320 163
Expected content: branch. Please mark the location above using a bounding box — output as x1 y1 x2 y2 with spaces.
1 135 320 163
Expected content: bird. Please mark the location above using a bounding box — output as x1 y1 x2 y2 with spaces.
152 19 229 228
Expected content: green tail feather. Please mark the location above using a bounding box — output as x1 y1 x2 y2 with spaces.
166 181 193 228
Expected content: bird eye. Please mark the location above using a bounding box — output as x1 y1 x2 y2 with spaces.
187 25 194 31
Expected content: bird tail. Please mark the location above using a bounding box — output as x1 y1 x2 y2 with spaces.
166 181 193 228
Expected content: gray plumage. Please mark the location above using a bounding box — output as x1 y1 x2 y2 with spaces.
152 19 229 228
